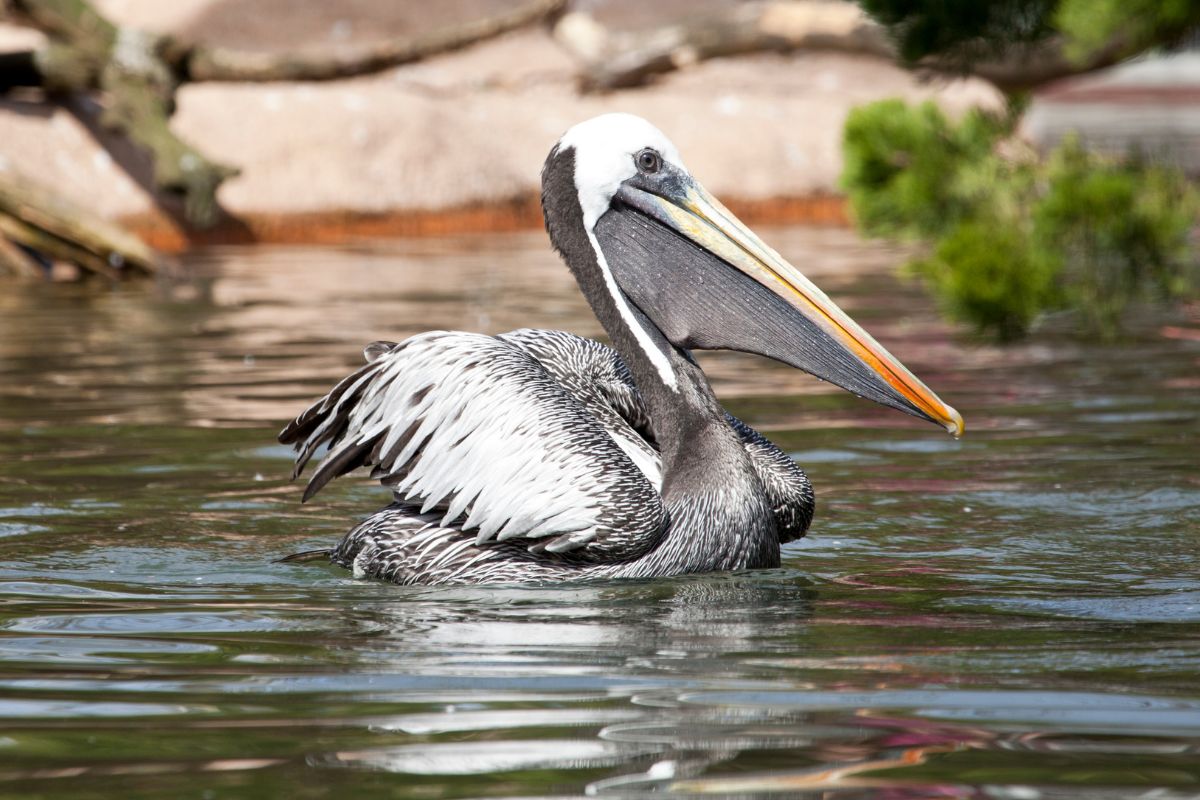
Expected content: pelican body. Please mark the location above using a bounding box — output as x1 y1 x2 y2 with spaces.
280 114 962 585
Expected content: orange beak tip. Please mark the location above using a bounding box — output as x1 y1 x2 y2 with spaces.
944 406 965 439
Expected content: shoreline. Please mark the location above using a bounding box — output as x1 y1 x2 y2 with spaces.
124 193 849 252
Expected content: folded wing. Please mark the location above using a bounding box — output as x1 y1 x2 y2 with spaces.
279 330 667 561
508 329 813 546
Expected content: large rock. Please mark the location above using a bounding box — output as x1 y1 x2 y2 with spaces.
0 0 1000 240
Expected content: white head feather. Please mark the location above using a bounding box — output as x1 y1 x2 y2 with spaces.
558 113 687 230
554 113 686 392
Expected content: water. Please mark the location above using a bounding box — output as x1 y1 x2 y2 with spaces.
0 228 1197 799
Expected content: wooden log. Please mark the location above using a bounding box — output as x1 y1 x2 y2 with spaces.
0 167 169 277
98 27 239 227
7 0 114 59
7 0 238 228
0 212 121 278
554 0 1128 95
0 226 45 278
10 0 114 90
555 2 893 92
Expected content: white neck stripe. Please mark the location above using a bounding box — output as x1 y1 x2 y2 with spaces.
584 230 678 393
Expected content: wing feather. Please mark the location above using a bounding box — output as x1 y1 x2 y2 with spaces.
280 331 667 561
500 329 812 546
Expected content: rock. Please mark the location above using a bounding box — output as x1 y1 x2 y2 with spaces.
0 1 1001 245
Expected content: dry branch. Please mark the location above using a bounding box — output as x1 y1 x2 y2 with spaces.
0 226 44 278
0 167 169 278
98 28 239 227
555 2 890 92
554 0 1126 95
7 0 240 228
956 39 1126 93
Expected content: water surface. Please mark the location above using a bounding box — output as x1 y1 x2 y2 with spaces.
0 228 1197 798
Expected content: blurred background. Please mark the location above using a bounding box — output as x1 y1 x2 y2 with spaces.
1 0 1197 338
0 2 1198 798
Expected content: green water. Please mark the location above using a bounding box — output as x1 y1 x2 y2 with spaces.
0 228 1197 799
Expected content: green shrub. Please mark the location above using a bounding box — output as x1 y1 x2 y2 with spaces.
855 0 1200 70
841 100 1005 239
855 0 1058 65
841 99 1199 339
915 222 1060 341
1033 139 1199 335
1055 0 1200 63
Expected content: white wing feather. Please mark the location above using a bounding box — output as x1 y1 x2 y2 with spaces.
280 331 666 559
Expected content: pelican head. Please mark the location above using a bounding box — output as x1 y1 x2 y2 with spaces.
542 113 963 436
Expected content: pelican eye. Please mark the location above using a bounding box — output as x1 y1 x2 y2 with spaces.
636 148 661 174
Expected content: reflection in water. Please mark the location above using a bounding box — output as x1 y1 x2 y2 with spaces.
0 229 1197 798
322 575 823 785
346 573 818 655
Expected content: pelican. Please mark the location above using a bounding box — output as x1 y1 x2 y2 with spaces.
279 113 963 585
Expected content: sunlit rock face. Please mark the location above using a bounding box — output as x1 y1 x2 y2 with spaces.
0 1 1000 229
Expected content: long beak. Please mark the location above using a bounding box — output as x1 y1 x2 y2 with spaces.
614 178 964 437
